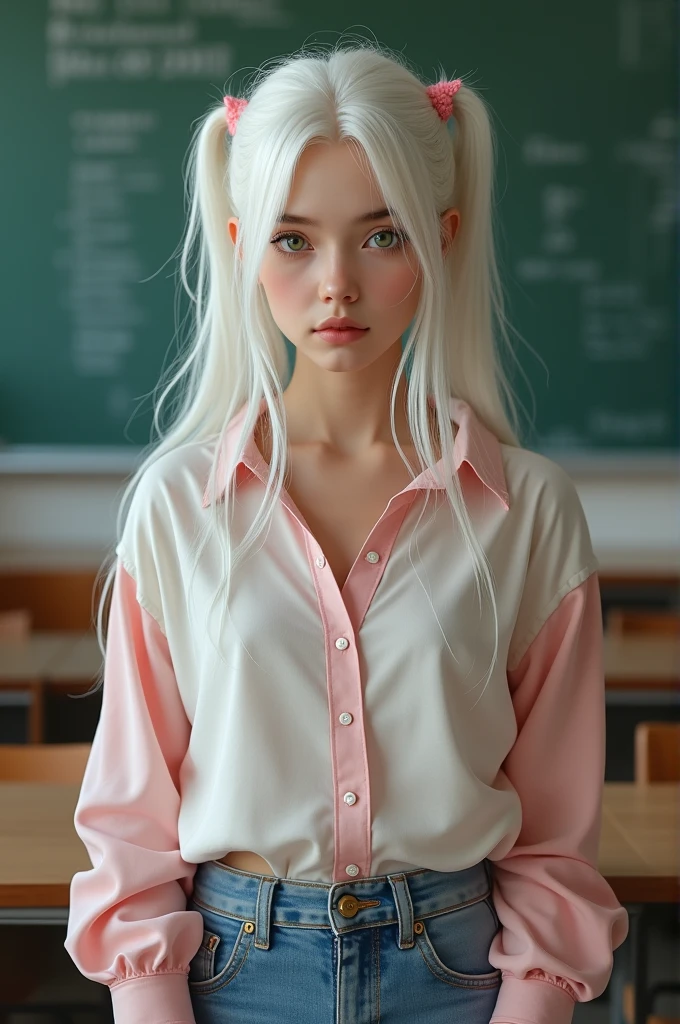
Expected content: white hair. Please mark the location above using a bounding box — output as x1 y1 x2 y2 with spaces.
86 39 531 706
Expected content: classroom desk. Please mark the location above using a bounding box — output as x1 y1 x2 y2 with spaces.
604 633 680 693
0 782 676 1023
0 632 103 741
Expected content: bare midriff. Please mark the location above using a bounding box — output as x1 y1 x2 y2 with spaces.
217 850 277 876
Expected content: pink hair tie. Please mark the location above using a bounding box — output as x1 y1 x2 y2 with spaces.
223 78 462 136
224 95 248 136
425 79 462 122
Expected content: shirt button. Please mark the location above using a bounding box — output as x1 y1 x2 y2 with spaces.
345 864 360 877
343 792 357 805
335 637 349 650
365 551 380 563
316 556 326 568
339 712 353 725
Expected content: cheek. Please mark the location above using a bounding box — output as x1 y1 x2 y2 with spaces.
371 261 421 310
259 264 302 311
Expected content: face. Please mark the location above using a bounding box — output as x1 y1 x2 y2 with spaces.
228 138 459 372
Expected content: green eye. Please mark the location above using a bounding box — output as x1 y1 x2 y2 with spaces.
285 235 305 251
372 230 395 248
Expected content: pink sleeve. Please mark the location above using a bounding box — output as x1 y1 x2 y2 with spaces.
64 559 203 1024
488 572 630 1024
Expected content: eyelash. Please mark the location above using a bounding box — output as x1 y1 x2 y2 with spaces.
269 228 410 259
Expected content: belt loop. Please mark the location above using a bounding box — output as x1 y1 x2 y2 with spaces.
388 873 415 949
483 857 494 893
254 875 278 950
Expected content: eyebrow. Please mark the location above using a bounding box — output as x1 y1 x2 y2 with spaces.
276 207 392 226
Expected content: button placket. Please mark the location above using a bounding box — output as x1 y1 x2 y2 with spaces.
307 527 399 882
326 612 370 880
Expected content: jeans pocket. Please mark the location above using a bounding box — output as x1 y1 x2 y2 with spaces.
416 894 502 988
187 900 252 993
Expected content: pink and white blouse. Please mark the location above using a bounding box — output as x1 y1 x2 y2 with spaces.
64 394 629 1024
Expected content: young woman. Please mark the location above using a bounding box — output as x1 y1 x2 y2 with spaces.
64 40 629 1024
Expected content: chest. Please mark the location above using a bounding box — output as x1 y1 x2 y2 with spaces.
283 448 418 591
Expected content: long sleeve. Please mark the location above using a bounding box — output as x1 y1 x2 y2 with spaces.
488 571 630 1024
64 558 203 1024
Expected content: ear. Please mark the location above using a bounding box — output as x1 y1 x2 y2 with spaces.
440 207 460 257
227 216 241 259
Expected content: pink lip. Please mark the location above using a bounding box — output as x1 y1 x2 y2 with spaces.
314 327 369 344
315 317 367 330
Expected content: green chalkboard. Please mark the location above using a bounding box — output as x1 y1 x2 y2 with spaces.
1 1 677 458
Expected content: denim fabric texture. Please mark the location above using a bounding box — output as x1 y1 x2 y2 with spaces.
188 857 502 1023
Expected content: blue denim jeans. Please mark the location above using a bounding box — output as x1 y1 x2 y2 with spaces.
187 857 502 1023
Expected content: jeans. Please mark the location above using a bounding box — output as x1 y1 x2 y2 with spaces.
187 856 502 1023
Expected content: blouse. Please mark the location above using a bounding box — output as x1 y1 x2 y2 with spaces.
63 394 630 1024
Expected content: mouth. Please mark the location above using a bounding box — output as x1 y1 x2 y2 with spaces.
313 326 369 345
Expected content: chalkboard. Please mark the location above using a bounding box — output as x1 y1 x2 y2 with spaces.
1 0 677 461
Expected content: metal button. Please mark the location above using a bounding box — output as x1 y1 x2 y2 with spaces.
335 637 349 650
337 894 360 917
339 712 353 725
345 863 359 876
336 893 381 917
365 551 380 563
343 792 357 805
316 556 326 567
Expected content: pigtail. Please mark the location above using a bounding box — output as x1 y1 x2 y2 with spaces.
444 86 516 437
177 105 245 440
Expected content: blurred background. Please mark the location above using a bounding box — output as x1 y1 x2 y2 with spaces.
0 1 678 1023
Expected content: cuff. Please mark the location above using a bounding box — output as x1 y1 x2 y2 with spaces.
490 974 577 1024
109 970 195 1024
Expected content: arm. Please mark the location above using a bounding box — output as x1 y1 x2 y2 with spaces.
64 558 203 1024
488 571 630 1024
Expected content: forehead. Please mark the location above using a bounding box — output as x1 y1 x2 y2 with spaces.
285 139 384 215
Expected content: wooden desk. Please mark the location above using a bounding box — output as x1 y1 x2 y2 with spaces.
604 634 680 692
600 782 679 903
0 780 675 909
0 633 102 741
0 782 676 1024
0 633 83 742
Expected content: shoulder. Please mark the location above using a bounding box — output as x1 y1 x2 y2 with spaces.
499 445 599 668
128 439 215 518
500 443 583 512
116 438 216 574
500 442 595 550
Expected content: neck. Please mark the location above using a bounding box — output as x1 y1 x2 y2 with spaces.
280 342 421 456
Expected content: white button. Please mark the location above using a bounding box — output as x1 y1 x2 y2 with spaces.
343 792 357 805
316 556 326 568
365 551 380 563
335 637 349 650
345 864 360 877
339 712 353 725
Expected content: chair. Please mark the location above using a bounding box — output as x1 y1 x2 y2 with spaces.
617 722 680 1024
0 742 108 1023
634 723 680 785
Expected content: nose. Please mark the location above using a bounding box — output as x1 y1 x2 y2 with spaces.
318 249 359 304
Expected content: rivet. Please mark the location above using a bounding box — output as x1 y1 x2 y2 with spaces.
244 921 255 933
414 921 424 934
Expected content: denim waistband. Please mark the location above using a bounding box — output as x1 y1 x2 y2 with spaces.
191 858 494 950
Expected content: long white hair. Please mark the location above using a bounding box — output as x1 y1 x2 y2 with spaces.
85 38 531 701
